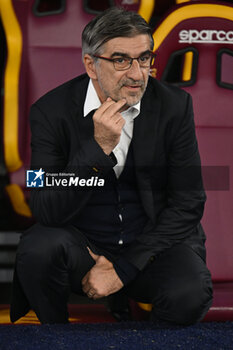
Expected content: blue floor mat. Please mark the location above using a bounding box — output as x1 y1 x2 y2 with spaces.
1 321 233 350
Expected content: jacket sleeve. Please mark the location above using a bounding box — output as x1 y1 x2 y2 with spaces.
29 103 116 226
120 93 206 271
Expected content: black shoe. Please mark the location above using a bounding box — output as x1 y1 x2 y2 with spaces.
107 290 131 322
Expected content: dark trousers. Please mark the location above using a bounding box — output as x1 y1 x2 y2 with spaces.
12 223 213 325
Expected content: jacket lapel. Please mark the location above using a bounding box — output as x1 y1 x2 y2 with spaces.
69 74 95 142
133 78 161 221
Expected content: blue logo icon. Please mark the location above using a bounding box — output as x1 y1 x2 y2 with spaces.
26 168 45 187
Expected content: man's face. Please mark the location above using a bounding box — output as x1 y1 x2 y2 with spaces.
92 34 151 107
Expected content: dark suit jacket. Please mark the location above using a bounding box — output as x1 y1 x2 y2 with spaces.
10 74 207 322
28 73 207 271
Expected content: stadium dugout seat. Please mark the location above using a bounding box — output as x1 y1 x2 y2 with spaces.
134 1 233 321
0 0 155 228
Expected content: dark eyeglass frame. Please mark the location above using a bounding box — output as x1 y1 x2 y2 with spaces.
93 51 156 71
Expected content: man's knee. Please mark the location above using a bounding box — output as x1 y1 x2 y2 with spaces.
152 273 213 325
171 278 213 325
17 224 76 275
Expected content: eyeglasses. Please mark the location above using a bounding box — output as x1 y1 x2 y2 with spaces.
93 51 156 71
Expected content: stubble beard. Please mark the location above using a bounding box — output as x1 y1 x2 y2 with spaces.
99 78 148 107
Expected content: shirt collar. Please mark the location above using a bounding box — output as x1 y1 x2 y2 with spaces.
83 79 141 118
121 102 140 121
83 79 101 117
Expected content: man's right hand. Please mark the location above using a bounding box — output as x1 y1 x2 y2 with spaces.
93 97 126 155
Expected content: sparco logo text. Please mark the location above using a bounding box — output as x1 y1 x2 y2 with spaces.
179 29 233 44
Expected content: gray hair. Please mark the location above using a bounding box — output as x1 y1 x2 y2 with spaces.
82 7 154 59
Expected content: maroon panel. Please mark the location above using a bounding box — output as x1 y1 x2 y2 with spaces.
68 304 116 323
204 283 233 321
28 1 94 48
28 47 84 104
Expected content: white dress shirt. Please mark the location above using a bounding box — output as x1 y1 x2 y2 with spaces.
84 79 140 177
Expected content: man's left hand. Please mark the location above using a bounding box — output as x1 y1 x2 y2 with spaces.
82 248 123 299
